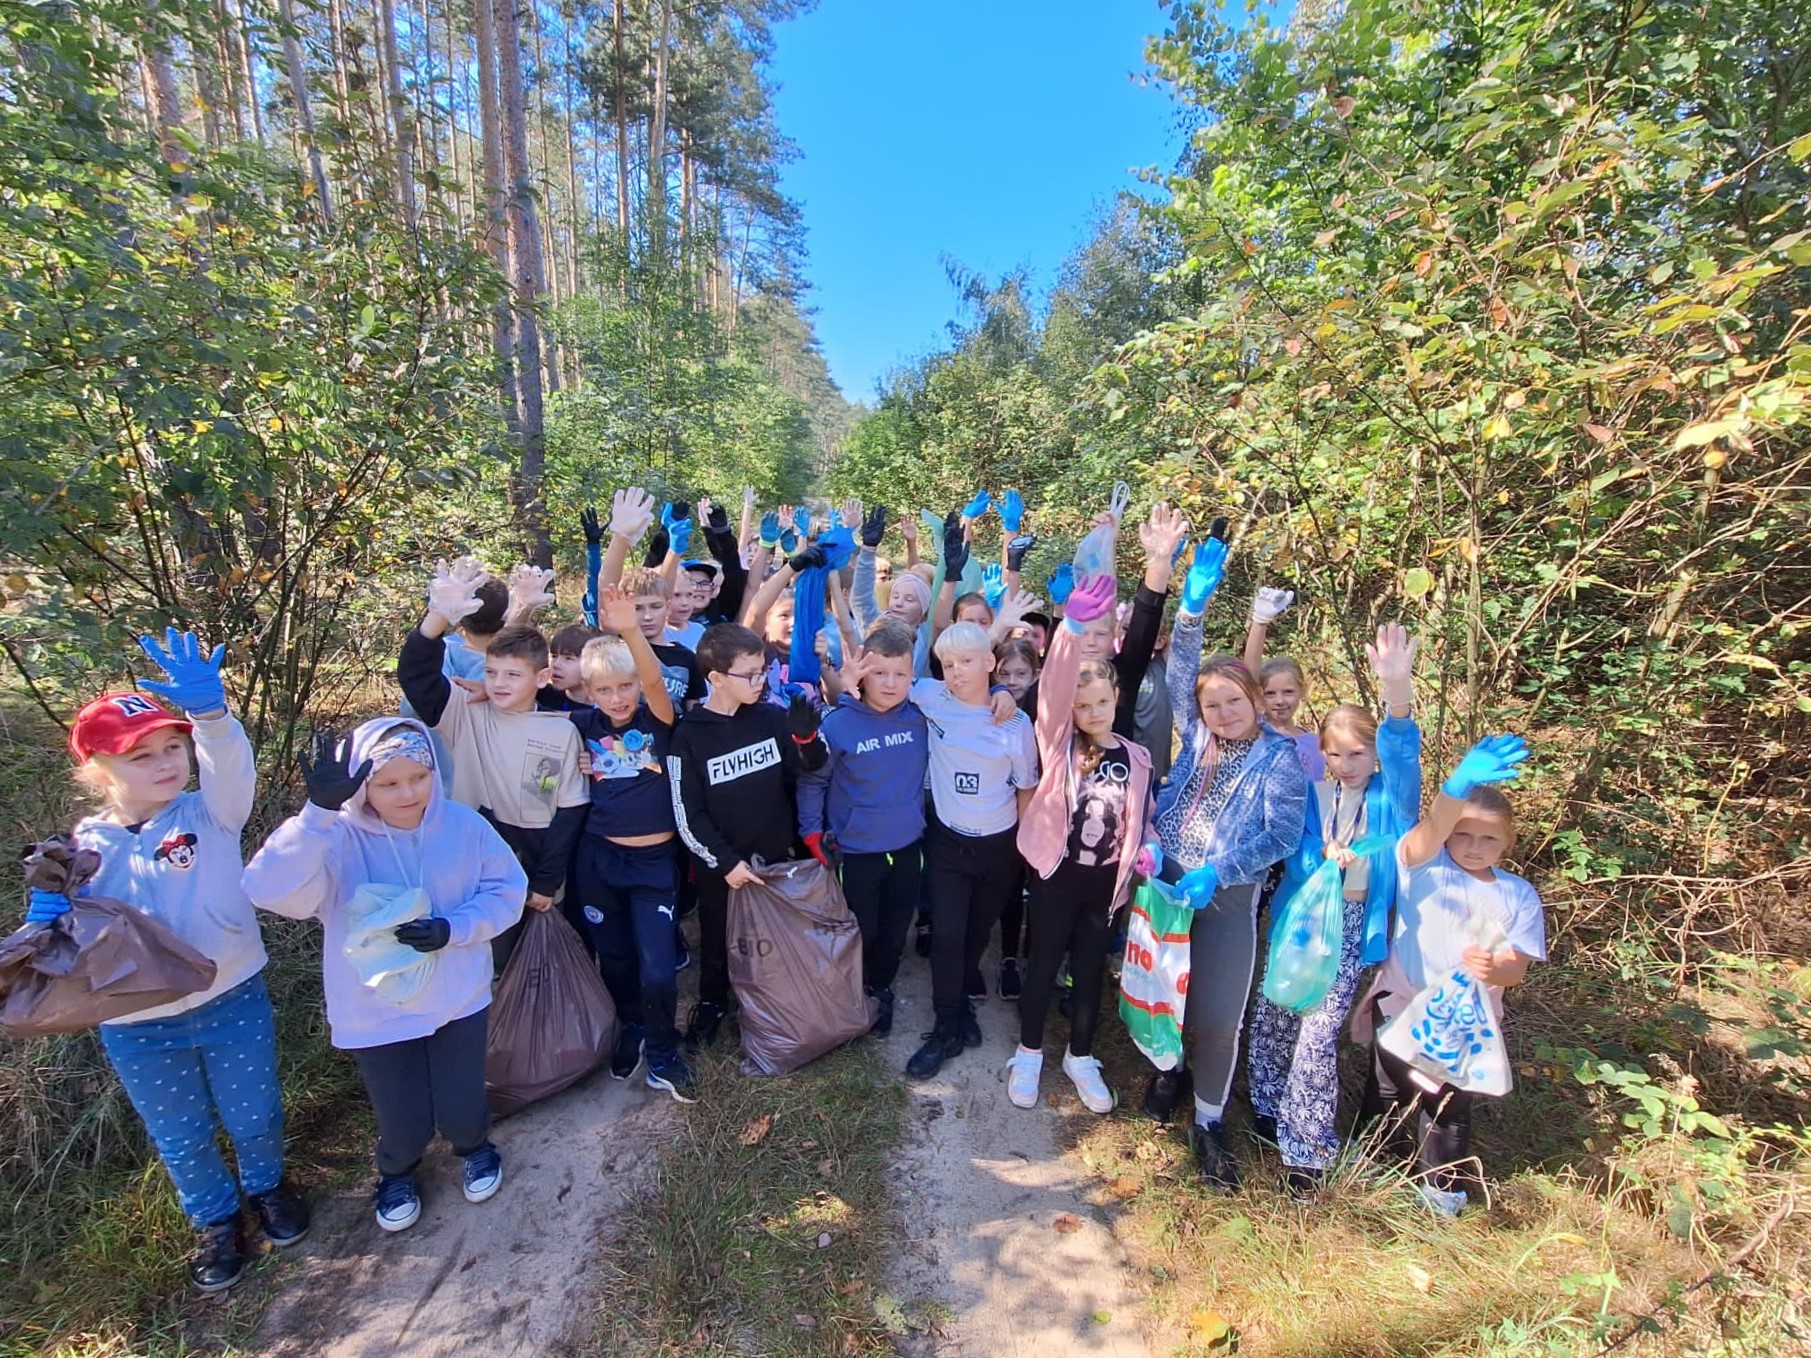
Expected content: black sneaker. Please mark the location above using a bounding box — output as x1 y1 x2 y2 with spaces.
1284 1167 1323 1199
957 1000 983 1049
1142 1067 1192 1123
906 1029 964 1080
250 1179 310 1248
684 1000 727 1053
998 957 1022 1000
965 969 987 1002
647 1053 698 1103
612 1023 646 1079
1251 1113 1279 1145
914 920 932 957
869 987 895 1039
189 1216 249 1294
1192 1121 1240 1195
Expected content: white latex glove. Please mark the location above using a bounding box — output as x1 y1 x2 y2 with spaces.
1250 586 1296 626
610 487 655 543
427 557 490 626
507 564 556 617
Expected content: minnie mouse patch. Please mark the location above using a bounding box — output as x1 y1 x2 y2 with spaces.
155 831 199 870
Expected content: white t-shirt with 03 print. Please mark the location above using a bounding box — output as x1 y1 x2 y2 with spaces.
912 679 1039 839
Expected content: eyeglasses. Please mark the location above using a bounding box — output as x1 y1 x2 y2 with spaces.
723 669 767 685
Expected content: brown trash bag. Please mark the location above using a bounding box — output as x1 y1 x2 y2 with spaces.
729 858 875 1077
0 838 219 1038
485 906 617 1116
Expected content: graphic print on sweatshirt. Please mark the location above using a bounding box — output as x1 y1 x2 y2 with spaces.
706 739 780 785
154 830 200 869
588 728 661 780
520 749 567 809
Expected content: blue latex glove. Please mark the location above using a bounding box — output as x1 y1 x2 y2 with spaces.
1047 562 1075 606
667 515 693 556
136 628 227 714
827 508 844 530
1000 489 1025 533
962 489 992 520
1178 538 1229 616
981 563 1006 610
792 505 810 536
25 888 71 925
1442 734 1530 799
779 527 799 556
759 511 781 551
1176 862 1220 910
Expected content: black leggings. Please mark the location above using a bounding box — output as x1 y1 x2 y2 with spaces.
998 865 1027 960
351 1006 491 1178
1018 858 1117 1056
1362 1000 1480 1193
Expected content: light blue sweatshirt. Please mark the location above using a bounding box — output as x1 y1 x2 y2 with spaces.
75 713 268 1025
241 716 527 1049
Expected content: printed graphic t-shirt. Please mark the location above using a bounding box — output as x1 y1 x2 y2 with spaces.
435 695 587 828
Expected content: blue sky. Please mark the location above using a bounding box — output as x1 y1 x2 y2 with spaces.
768 1 1186 404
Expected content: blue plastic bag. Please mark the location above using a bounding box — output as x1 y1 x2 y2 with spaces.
1261 834 1392 1013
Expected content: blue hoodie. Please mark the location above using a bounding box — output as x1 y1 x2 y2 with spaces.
796 694 929 855
241 716 527 1050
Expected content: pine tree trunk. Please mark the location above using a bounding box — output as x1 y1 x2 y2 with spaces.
143 40 186 169
612 0 629 235
275 0 334 223
644 0 672 265
378 0 419 229
225 0 265 147
473 0 518 437
492 0 551 564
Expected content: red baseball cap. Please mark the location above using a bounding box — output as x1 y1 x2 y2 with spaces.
68 691 192 761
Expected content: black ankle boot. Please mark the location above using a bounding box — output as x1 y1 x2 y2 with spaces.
1142 1067 1192 1123
869 987 895 1038
190 1216 250 1293
906 1028 963 1080
1191 1121 1241 1195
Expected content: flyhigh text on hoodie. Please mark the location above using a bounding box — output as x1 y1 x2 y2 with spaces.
666 701 827 875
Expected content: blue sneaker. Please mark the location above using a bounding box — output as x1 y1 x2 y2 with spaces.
374 1173 421 1232
462 1142 503 1204
646 1053 698 1104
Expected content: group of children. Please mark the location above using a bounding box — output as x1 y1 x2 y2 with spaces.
29 482 1544 1294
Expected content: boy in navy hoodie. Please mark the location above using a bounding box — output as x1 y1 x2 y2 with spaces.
797 620 928 1038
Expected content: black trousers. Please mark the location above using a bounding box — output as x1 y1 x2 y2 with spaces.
840 841 924 993
351 1006 491 1178
696 870 732 1009
926 823 1022 1029
998 863 1027 961
1018 858 1118 1056
1361 1000 1480 1193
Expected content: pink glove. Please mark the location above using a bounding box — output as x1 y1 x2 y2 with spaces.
1062 573 1118 626
1134 841 1162 878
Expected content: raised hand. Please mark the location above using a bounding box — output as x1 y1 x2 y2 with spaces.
1442 734 1529 799
298 729 372 811
1006 533 1038 572
507 563 556 618
1062 573 1118 626
981 562 1006 610
791 504 811 537
1366 622 1418 711
580 505 603 545
941 509 970 582
1138 501 1189 567
661 501 694 556
993 586 1038 634
786 692 821 743
999 489 1025 533
860 503 888 548
1045 562 1074 606
742 484 757 508
900 513 920 545
961 489 992 521
1175 862 1220 910
788 543 828 573
1178 538 1229 616
706 498 731 532
842 498 862 531
759 511 782 551
598 582 638 636
1250 586 1296 626
610 488 655 542
427 556 490 627
136 627 227 715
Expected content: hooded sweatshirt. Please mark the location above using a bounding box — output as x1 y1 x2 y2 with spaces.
666 701 827 875
76 713 268 1025
796 694 929 854
241 716 527 1049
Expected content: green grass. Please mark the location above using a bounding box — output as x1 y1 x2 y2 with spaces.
580 1039 908 1358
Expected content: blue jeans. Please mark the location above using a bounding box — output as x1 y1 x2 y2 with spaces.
99 972 286 1227
574 836 681 1063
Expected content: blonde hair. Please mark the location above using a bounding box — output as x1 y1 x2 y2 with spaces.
1195 654 1263 711
1260 656 1306 689
1320 702 1378 749
933 621 991 661
579 636 638 684
619 567 669 600
1461 785 1518 842
74 737 194 806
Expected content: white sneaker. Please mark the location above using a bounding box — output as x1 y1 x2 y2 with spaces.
1062 1050 1116 1114
1005 1047 1044 1108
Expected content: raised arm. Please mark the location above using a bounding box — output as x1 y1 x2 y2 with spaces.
1242 586 1295 676
602 488 654 591
1402 735 1529 869
601 584 675 725
134 628 252 832
580 505 604 627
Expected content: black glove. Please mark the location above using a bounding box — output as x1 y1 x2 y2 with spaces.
1006 533 1038 572
394 917 451 953
788 544 827 572
580 506 603 545
860 504 888 548
707 500 731 533
786 692 821 742
298 729 372 812
1208 515 1229 541
942 509 970 583
642 524 669 567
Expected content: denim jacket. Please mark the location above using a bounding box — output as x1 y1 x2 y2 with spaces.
1153 612 1308 886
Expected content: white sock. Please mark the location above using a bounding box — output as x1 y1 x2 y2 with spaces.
1194 1097 1225 1127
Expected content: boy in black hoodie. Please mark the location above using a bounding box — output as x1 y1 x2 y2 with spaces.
667 622 827 1050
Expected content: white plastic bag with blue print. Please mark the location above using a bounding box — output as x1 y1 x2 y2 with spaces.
1377 916 1513 1098
342 882 437 1004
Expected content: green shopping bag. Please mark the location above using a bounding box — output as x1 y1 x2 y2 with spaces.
1118 879 1194 1070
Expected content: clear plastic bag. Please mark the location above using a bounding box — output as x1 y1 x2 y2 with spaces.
1261 833 1392 1014
342 882 436 1004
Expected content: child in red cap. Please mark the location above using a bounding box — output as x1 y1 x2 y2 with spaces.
41 632 307 1293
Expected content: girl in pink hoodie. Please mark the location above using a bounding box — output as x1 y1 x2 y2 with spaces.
1008 573 1158 1114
